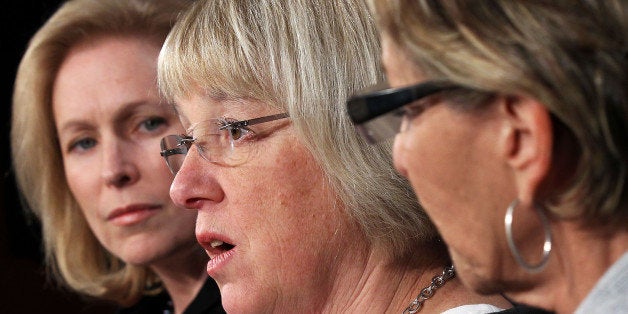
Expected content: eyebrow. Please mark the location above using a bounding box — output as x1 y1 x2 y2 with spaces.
113 101 168 126
57 120 94 136
58 100 167 134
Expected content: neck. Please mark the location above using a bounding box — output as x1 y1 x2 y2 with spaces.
150 243 209 314
323 248 510 313
504 220 628 314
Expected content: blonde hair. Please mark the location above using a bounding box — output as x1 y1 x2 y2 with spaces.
11 0 192 305
370 0 628 229
159 0 445 263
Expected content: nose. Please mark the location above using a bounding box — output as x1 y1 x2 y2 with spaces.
392 134 409 178
101 139 140 188
170 145 224 210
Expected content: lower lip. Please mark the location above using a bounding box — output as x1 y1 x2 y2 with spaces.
206 249 235 277
109 207 160 226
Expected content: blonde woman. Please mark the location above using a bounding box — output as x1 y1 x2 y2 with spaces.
12 0 224 312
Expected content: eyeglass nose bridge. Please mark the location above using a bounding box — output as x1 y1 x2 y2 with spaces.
177 137 196 154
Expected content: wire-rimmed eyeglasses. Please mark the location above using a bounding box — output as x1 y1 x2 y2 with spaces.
160 112 289 174
346 81 460 143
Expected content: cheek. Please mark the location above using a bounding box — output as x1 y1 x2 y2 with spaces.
391 117 472 213
250 154 352 289
245 142 331 224
237 138 342 250
63 156 99 209
63 162 105 239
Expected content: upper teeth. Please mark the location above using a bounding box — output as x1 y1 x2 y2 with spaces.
210 240 224 248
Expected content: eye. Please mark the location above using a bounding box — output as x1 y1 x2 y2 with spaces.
398 102 427 119
227 126 252 141
140 117 167 132
69 137 97 152
220 118 254 141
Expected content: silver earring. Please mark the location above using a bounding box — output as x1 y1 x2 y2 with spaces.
504 199 552 273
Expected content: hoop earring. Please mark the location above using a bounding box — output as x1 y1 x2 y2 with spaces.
504 199 552 273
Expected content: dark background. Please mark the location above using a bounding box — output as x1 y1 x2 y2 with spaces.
2 2 115 312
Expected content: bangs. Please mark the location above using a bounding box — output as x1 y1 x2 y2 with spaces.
158 1 275 103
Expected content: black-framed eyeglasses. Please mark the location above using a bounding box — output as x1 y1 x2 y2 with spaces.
160 112 289 174
346 81 460 143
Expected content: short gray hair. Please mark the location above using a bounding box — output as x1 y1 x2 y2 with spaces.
159 0 445 262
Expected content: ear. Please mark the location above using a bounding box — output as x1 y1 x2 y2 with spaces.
500 95 553 205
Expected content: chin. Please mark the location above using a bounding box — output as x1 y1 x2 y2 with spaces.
114 242 170 266
116 251 158 266
220 281 280 314
463 273 507 295
450 250 506 295
219 286 257 314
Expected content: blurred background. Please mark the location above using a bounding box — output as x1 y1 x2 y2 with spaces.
2 1 115 312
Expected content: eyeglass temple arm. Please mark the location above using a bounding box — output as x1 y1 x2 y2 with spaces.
222 112 290 129
347 81 456 124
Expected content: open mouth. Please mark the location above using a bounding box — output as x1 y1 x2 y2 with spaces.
209 240 235 253
197 233 236 262
202 237 237 275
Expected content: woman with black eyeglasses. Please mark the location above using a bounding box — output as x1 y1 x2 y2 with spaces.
350 1 627 313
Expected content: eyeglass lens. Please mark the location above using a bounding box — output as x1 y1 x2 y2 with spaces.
160 113 289 174
347 81 459 143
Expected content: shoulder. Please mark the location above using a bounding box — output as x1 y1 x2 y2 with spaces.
493 304 554 314
442 303 553 314
575 252 628 314
441 304 504 314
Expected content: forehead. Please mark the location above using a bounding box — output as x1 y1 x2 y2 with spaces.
173 92 275 126
52 36 162 119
